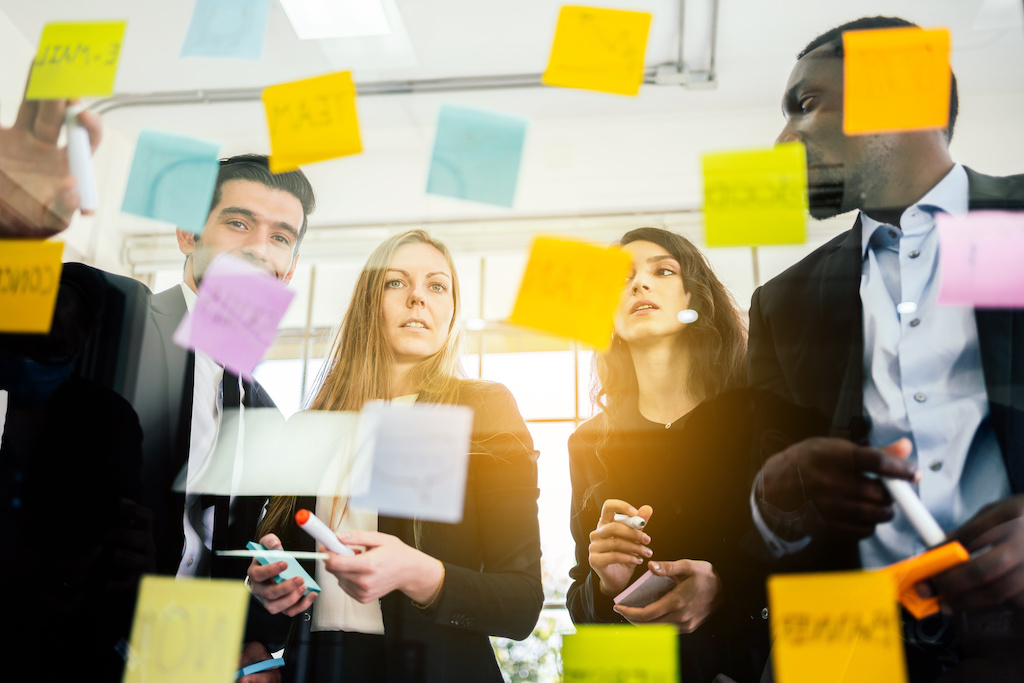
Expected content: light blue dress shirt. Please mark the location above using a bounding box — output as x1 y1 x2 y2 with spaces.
858 164 1010 567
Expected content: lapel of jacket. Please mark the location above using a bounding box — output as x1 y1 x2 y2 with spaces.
965 168 1024 492
819 216 871 442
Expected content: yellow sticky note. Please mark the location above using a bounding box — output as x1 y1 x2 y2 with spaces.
702 142 808 247
768 571 907 683
509 236 631 350
26 21 126 100
562 625 678 682
262 71 363 173
843 27 951 135
542 6 652 96
0 240 63 333
123 576 249 683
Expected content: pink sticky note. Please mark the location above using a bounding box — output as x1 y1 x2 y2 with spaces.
937 211 1024 308
173 254 295 378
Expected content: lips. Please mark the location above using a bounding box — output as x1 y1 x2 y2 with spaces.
401 318 428 329
630 300 658 314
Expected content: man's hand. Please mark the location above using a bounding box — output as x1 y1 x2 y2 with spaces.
237 641 281 683
613 559 723 632
0 90 101 238
760 437 917 539
927 495 1024 613
587 500 653 597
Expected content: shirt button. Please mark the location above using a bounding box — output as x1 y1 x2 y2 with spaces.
930 461 943 472
187 557 194 567
910 318 921 327
909 250 921 259
914 392 927 402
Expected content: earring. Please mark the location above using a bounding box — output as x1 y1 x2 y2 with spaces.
677 309 698 324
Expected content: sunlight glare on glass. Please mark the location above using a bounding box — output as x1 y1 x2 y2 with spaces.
280 0 391 39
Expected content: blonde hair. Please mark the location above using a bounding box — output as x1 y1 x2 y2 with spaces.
258 229 464 538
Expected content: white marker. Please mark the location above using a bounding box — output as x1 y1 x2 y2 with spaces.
613 513 646 530
65 104 98 212
883 478 946 547
295 509 355 556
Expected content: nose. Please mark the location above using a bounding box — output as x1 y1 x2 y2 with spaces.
630 272 650 294
407 283 425 307
776 124 801 146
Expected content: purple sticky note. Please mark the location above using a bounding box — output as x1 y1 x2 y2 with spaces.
173 254 295 378
937 211 1024 308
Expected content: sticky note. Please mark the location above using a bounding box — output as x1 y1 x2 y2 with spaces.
768 571 907 683
843 27 951 135
180 0 271 60
937 211 1024 307
173 254 295 379
562 625 678 682
426 104 529 208
350 402 473 523
0 240 63 333
26 21 126 100
262 71 362 173
120 130 221 234
702 142 808 246
509 236 631 349
542 6 651 96
123 576 248 683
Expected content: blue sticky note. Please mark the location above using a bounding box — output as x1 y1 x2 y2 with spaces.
180 0 271 61
426 104 528 208
121 129 221 234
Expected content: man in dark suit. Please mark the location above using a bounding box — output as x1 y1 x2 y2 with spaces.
746 16 1024 680
128 154 316 676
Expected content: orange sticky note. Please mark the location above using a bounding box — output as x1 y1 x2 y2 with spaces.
123 576 249 683
262 71 363 173
0 240 63 333
879 541 968 619
509 236 631 349
702 142 808 246
769 571 907 683
843 27 951 135
542 6 652 96
26 21 126 100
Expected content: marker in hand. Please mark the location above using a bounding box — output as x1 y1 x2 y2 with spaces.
65 103 98 212
295 509 355 556
614 513 646 530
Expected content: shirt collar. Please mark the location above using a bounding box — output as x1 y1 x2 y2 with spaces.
180 281 198 313
860 163 968 258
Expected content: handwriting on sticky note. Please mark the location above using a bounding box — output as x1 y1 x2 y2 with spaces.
426 104 529 208
508 236 631 349
350 401 473 523
562 625 678 682
542 6 652 96
173 254 295 379
702 142 808 247
120 130 221 234
123 576 248 683
262 71 362 173
937 211 1024 308
180 0 271 60
0 240 63 334
26 21 126 100
843 27 951 135
769 571 906 683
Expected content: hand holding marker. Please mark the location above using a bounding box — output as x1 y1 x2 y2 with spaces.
614 513 647 530
295 509 355 556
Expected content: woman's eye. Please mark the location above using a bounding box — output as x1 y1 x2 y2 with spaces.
429 283 447 293
385 279 404 288
656 268 675 276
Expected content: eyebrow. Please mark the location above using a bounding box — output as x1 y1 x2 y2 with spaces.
781 78 805 115
646 255 678 265
386 268 452 280
219 206 300 241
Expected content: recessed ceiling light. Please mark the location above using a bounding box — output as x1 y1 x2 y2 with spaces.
280 0 392 40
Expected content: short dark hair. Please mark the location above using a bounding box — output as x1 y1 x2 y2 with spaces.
208 154 316 248
798 16 959 142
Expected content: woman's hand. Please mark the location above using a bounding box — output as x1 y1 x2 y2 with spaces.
589 499 653 597
247 533 317 616
613 559 723 632
323 531 444 605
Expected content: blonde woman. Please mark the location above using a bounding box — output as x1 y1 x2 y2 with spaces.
248 230 542 682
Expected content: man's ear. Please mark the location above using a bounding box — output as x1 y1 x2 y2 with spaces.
282 251 300 285
176 228 197 256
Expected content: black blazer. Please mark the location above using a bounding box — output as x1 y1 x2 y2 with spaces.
279 380 543 683
748 168 1024 499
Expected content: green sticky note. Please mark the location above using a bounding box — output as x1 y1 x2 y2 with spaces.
26 21 126 100
562 625 678 682
702 141 808 247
